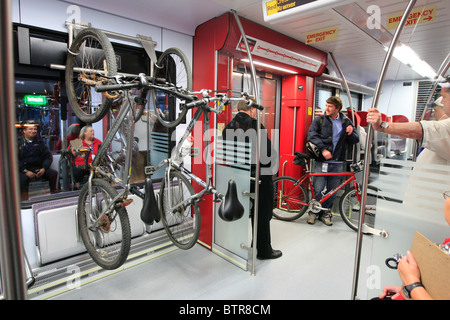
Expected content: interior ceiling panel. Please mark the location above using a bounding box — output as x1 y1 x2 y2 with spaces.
61 0 450 86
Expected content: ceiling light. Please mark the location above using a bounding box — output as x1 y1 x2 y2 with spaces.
241 59 297 74
385 44 437 79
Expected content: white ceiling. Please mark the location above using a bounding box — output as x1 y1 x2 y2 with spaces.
62 0 450 86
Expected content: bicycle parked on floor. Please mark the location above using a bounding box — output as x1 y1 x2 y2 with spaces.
273 152 382 231
65 27 263 269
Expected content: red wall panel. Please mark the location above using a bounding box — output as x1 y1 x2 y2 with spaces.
193 12 325 249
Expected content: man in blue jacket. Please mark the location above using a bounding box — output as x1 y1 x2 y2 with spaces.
18 125 58 200
307 96 359 226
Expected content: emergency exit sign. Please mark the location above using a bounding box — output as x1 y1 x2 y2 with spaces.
387 6 436 30
306 27 338 45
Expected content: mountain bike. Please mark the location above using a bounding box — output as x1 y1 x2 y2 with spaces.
65 27 192 269
273 152 382 231
77 83 260 269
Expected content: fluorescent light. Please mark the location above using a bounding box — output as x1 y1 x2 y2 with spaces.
323 79 342 86
241 59 297 74
385 44 437 79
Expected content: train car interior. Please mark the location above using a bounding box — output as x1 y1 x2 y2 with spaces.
1 0 450 301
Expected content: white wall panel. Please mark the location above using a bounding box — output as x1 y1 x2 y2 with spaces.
16 0 193 57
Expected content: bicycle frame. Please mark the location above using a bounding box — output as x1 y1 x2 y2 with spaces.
293 170 359 211
91 91 137 191
155 102 224 210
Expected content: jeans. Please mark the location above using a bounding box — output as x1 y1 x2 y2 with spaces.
312 161 344 216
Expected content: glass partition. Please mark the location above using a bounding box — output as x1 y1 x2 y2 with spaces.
214 139 252 270
335 1 450 299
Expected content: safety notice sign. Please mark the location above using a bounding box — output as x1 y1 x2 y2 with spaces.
387 6 436 30
265 0 318 16
306 27 338 45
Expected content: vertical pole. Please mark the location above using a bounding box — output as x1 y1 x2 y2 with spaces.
329 52 354 121
351 0 417 300
0 0 28 300
231 10 261 276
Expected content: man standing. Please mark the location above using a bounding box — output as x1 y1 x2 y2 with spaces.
307 96 359 225
18 125 58 200
223 100 281 260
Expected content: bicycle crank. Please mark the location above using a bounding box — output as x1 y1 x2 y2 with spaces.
309 199 323 213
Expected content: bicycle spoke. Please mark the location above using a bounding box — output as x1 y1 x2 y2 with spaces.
160 170 200 250
78 179 131 269
273 176 308 221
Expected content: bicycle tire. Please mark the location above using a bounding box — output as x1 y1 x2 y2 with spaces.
159 170 200 250
153 47 192 128
339 185 381 231
77 178 131 269
273 176 309 221
66 28 118 123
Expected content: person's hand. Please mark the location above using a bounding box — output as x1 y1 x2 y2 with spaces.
367 108 382 131
397 251 421 285
35 168 45 178
378 286 401 299
345 125 353 135
322 149 332 160
25 170 36 179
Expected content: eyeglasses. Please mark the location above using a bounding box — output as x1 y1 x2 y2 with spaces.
444 191 450 199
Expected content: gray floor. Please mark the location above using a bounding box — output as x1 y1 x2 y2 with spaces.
52 214 373 300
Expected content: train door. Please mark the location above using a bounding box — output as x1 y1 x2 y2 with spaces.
232 71 280 151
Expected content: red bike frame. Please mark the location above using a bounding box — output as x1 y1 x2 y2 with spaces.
297 171 360 207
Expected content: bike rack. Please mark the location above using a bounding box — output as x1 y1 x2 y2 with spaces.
50 20 159 78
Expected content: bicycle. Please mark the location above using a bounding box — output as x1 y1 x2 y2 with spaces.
273 152 381 231
64 27 192 269
65 28 264 269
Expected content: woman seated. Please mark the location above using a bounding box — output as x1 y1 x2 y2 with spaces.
70 125 102 188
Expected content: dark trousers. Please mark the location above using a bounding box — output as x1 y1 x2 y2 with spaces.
72 166 90 184
312 161 343 216
250 175 273 256
19 168 58 201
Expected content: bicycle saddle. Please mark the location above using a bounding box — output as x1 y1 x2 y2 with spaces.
218 179 244 222
140 178 161 225
293 152 310 166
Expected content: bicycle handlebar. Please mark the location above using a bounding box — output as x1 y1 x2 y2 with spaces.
95 73 196 102
95 82 142 92
94 73 263 112
185 94 265 111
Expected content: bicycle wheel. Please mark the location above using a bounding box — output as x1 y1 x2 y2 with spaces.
66 28 118 123
78 178 131 269
339 185 381 231
159 170 200 249
153 47 192 128
273 176 309 221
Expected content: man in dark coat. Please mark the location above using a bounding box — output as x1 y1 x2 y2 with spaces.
307 96 359 225
222 99 281 259
18 125 58 200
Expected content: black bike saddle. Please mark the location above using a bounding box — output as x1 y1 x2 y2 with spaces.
218 179 244 222
140 178 161 225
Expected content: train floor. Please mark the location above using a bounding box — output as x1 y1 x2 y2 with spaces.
51 215 374 300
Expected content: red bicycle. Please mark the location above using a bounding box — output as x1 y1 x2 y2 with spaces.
273 152 381 231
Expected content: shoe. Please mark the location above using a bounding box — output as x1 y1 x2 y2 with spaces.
319 213 333 226
257 249 282 260
307 213 317 225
